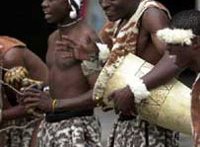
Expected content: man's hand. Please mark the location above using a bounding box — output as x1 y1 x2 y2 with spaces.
55 35 99 60
22 88 53 113
108 86 136 116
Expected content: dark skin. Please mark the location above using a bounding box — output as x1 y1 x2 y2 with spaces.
23 0 100 113
168 36 200 72
2 47 48 121
99 0 179 115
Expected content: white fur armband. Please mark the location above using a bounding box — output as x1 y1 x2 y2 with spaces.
43 86 50 92
96 43 110 63
157 28 195 45
124 76 150 104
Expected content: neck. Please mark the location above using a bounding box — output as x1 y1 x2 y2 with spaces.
124 0 141 20
57 18 82 29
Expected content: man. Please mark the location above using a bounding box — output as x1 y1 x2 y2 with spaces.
0 36 48 147
96 0 179 146
157 9 200 147
23 0 102 146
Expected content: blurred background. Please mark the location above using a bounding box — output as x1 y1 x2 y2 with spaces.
0 0 199 146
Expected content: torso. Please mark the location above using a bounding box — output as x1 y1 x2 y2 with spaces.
46 23 91 100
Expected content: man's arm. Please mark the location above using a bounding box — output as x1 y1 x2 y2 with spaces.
106 7 180 115
141 7 180 89
2 105 27 121
142 52 180 89
56 90 96 111
3 47 48 84
23 49 48 84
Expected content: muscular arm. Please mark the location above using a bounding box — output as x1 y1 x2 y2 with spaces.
4 47 48 83
23 49 48 84
140 8 180 89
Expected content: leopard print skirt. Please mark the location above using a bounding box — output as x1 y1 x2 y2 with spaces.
37 115 102 147
3 118 37 147
107 117 179 147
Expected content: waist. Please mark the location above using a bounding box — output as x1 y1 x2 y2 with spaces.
45 109 94 123
118 114 137 121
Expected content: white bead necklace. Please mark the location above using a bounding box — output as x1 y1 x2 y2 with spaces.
57 18 82 28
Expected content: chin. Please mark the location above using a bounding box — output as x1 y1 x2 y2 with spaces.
106 15 120 22
45 19 56 24
108 17 120 22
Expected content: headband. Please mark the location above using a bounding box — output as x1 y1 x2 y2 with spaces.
67 0 82 19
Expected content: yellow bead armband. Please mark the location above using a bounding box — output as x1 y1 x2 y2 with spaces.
52 99 58 112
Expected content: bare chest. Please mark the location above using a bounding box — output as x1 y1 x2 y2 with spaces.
46 42 79 70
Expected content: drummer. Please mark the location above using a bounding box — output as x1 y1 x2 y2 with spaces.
157 9 200 147
0 36 48 147
96 0 181 146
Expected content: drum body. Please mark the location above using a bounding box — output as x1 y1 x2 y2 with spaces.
95 53 192 134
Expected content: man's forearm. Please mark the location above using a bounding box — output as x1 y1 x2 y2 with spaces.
2 105 27 121
56 90 96 111
142 52 180 90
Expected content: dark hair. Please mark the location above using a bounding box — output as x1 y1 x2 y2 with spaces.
171 9 200 35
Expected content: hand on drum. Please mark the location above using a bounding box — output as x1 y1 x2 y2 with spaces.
22 88 53 113
108 86 137 116
55 35 99 60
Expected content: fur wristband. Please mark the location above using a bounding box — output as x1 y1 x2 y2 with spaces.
124 76 150 104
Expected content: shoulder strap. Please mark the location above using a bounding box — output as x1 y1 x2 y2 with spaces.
0 36 26 56
132 0 171 25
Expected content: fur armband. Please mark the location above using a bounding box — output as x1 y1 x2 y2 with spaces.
43 86 50 92
124 76 150 104
157 28 195 45
96 43 110 63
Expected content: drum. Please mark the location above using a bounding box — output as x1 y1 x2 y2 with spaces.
93 53 192 134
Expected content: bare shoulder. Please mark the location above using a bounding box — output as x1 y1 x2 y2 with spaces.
4 46 26 58
3 47 26 68
48 30 59 44
141 7 170 33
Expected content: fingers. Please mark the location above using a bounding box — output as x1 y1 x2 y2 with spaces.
60 35 77 49
25 102 39 111
22 87 41 93
22 90 40 98
23 97 40 104
61 52 74 58
61 35 76 46
85 36 99 53
107 92 115 102
55 39 76 58
55 41 67 51
119 102 136 116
